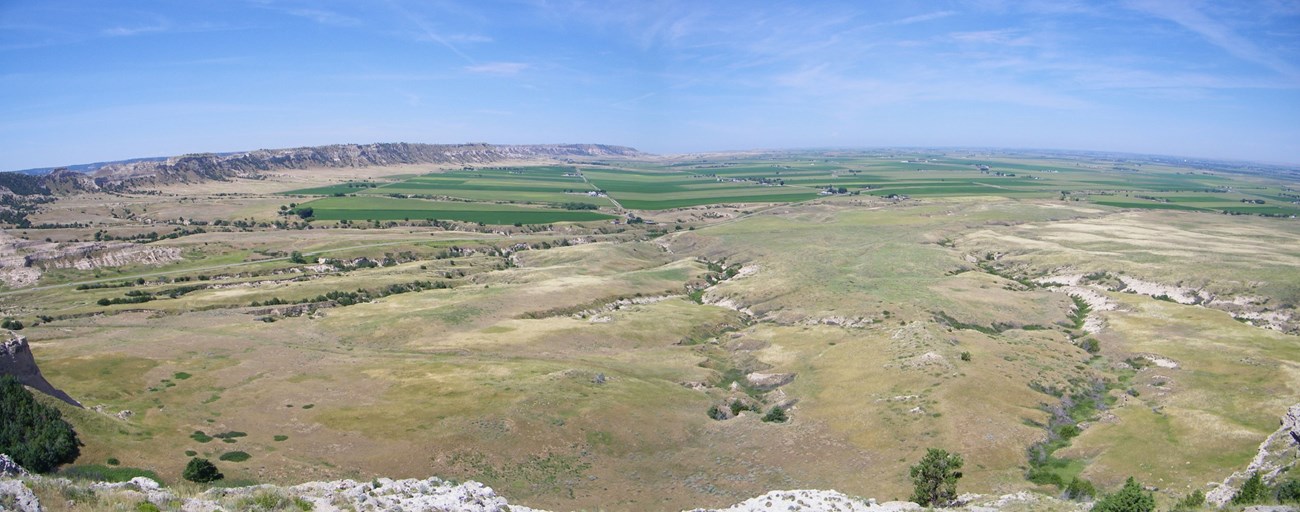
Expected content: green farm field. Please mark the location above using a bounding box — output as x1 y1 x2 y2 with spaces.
298 196 616 224
286 166 615 207
279 153 1300 219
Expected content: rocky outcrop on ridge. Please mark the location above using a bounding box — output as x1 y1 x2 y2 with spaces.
1207 403 1300 506
0 471 1098 512
0 454 28 477
0 332 80 407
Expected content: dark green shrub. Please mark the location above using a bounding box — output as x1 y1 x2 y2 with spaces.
1064 477 1096 500
1174 489 1206 510
1093 477 1154 512
909 448 963 506
0 375 81 472
219 451 251 462
1026 466 1063 487
761 406 788 423
182 458 223 483
1233 471 1268 505
707 405 727 420
1277 479 1300 503
1056 424 1081 439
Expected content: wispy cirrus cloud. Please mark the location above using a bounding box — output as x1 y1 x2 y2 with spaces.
465 62 529 75
285 8 361 27
102 22 171 37
441 33 493 44
886 10 957 26
948 29 1035 46
772 63 1089 110
1126 0 1300 80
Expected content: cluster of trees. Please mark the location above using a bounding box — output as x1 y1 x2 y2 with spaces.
908 448 1155 510
0 375 81 472
93 226 207 243
1227 471 1300 508
249 279 450 308
96 292 155 306
909 449 1300 510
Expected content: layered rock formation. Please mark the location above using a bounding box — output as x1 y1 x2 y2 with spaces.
0 231 182 287
11 142 644 193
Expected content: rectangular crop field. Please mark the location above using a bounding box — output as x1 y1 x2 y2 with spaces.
582 168 821 209
285 166 614 207
300 196 616 224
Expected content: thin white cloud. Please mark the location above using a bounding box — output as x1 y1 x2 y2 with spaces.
948 29 1034 46
385 0 476 64
102 23 170 37
772 64 1089 110
1126 0 1300 80
465 62 529 75
286 9 361 27
886 11 957 26
442 33 493 44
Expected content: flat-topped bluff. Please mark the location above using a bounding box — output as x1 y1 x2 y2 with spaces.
10 142 644 193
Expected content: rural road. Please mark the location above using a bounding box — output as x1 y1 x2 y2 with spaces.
579 172 625 211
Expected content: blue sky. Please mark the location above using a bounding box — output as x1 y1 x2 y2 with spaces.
1 0 1298 170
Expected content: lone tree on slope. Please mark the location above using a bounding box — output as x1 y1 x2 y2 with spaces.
183 457 224 483
909 448 964 506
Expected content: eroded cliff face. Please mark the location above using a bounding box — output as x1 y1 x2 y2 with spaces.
0 231 182 288
2 142 644 194
0 332 80 407
85 143 643 188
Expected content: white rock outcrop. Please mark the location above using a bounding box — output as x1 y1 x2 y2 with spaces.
1207 403 1300 506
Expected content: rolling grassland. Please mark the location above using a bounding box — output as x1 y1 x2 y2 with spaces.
2 151 1297 510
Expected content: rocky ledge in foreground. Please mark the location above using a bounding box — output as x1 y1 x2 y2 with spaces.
0 464 1091 512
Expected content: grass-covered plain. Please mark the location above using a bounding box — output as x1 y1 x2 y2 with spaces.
4 150 1299 510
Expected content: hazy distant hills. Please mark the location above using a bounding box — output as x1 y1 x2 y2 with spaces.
2 142 643 194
